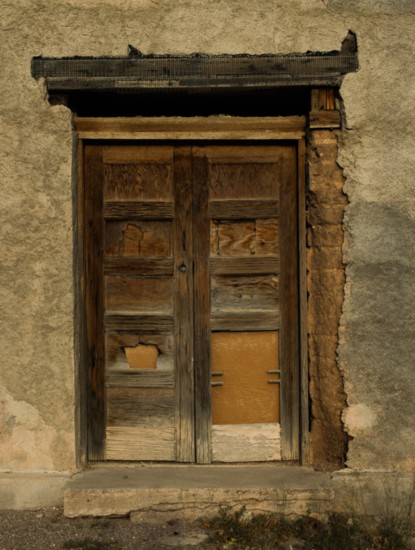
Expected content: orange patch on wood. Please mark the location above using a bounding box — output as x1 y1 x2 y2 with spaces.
211 331 280 425
125 344 158 369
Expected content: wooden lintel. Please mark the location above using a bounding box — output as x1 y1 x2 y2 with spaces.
31 49 358 95
74 116 306 140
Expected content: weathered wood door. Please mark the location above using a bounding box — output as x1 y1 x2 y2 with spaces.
84 142 299 463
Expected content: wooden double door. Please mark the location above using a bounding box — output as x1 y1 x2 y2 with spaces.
85 142 299 463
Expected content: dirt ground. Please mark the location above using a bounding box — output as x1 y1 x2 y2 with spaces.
0 507 213 550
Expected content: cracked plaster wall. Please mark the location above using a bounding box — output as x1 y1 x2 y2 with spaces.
0 0 414 473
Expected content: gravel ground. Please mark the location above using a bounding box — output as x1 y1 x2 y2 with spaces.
0 508 214 550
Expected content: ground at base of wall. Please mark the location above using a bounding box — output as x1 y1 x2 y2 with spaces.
0 507 211 550
1 507 414 550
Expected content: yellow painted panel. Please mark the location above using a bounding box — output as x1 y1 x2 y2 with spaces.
211 332 280 425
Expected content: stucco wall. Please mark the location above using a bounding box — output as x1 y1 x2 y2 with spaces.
1 0 414 474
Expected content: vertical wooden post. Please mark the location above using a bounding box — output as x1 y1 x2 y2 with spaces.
84 145 106 460
174 146 195 462
192 148 212 464
279 146 300 461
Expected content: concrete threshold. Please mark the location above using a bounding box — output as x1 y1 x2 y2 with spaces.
64 464 334 519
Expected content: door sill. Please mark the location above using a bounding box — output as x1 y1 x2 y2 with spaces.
65 463 331 518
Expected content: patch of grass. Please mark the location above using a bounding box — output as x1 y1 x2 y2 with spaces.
206 507 409 549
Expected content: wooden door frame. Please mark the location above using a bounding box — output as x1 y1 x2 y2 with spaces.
74 116 308 465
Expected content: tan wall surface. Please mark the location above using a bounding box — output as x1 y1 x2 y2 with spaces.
0 0 414 473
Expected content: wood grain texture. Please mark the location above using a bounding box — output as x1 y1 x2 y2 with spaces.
105 425 175 461
105 276 173 314
309 110 341 129
211 274 279 313
173 146 195 462
84 145 106 460
212 423 281 462
279 145 300 461
103 146 173 164
192 150 212 463
210 219 278 257
104 201 174 220
210 311 280 331
297 139 309 464
209 163 280 199
104 163 172 201
106 370 174 388
103 258 174 276
105 220 172 258
104 314 174 331
107 388 174 426
75 116 306 140
209 200 278 219
210 256 279 275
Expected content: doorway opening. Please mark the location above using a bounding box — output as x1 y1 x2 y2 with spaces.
81 119 305 464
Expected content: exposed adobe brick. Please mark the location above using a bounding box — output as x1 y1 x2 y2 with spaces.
306 246 344 270
307 224 344 247
307 126 349 471
308 204 345 225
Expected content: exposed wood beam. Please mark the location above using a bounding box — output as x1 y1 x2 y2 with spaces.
32 34 358 95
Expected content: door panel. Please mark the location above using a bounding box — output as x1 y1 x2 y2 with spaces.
103 146 177 461
192 145 296 462
85 142 298 463
85 144 194 461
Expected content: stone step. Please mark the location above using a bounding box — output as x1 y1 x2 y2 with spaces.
64 464 334 520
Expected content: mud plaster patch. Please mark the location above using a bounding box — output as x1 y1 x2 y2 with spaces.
0 387 56 470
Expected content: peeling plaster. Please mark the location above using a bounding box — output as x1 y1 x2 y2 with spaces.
342 404 376 437
0 387 75 472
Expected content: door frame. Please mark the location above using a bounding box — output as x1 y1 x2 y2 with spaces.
74 116 308 465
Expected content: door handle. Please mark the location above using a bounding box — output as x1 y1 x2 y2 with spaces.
178 263 187 273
